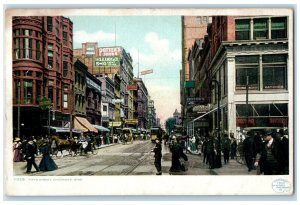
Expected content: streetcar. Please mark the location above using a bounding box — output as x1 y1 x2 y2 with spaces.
150 126 163 142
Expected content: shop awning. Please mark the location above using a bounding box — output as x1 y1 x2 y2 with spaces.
93 124 110 132
74 116 98 133
45 126 82 133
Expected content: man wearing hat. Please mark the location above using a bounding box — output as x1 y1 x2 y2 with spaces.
255 130 285 175
25 137 39 173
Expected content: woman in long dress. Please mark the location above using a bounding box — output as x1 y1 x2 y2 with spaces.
38 139 58 171
13 138 24 162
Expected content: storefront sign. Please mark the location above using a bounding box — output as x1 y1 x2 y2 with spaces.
127 84 138 90
269 117 288 126
236 118 256 127
140 69 153 75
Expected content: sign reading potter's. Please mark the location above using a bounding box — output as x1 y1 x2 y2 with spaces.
94 56 120 67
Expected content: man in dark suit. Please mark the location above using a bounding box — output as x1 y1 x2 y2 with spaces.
255 130 285 175
152 139 162 175
25 137 39 173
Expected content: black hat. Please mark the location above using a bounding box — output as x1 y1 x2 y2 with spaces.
264 129 273 136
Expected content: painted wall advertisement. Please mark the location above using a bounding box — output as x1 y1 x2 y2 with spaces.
94 56 120 67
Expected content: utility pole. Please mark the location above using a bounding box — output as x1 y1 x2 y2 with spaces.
17 80 21 138
246 76 249 127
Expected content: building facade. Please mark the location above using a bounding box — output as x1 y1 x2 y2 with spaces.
97 75 115 128
147 98 157 129
12 16 74 138
181 16 211 133
188 15 291 140
134 78 149 129
86 72 102 125
74 59 87 117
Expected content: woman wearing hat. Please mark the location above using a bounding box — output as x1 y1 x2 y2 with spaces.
13 138 23 162
38 139 58 172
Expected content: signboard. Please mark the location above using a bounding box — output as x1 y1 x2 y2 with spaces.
125 119 138 124
127 84 138 90
98 47 122 57
269 117 288 126
184 80 195 88
86 46 96 55
87 77 101 91
112 98 124 104
94 56 120 67
186 97 207 105
140 69 153 75
192 104 210 113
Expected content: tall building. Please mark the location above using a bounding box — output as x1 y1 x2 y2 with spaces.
134 78 148 129
12 16 74 138
189 15 291 140
147 97 157 129
180 16 211 133
74 45 135 128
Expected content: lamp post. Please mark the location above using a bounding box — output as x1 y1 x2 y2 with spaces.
211 79 222 168
17 80 21 138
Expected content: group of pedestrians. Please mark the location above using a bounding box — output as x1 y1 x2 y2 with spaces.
13 136 58 174
243 129 289 175
201 132 237 169
152 135 188 175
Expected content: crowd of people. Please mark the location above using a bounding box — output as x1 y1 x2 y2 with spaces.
13 136 58 173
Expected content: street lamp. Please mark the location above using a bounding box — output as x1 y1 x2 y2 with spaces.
211 79 222 168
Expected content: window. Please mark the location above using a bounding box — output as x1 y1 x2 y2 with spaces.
48 86 53 103
235 19 250 40
24 80 33 104
262 54 287 89
55 19 60 36
203 16 207 23
47 16 53 32
36 81 42 103
103 105 107 112
63 61 68 77
63 32 67 45
36 40 41 60
196 16 201 24
56 88 60 107
63 93 68 108
15 80 20 104
23 35 32 59
271 17 287 39
253 18 268 39
14 38 20 59
48 51 53 68
235 56 259 90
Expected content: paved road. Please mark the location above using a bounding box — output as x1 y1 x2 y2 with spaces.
13 140 256 176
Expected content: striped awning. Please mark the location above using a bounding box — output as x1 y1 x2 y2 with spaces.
74 117 98 133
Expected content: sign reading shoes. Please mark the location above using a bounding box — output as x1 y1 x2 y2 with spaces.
94 56 120 67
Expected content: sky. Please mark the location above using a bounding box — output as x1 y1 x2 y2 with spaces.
69 15 182 124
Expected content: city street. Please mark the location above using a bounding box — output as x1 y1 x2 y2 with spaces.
14 140 256 176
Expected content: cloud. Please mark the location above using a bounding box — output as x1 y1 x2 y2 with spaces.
73 30 116 46
129 32 181 74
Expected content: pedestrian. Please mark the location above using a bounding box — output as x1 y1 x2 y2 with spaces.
38 139 58 172
169 137 188 172
254 130 285 175
243 132 256 172
24 137 39 173
230 132 237 159
206 134 215 169
152 138 162 175
280 129 289 174
202 136 208 164
222 133 231 164
13 137 24 162
190 136 196 152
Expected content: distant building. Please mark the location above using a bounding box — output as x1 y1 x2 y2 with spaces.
134 78 148 129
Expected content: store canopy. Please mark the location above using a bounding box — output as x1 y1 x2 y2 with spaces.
46 126 82 133
74 116 98 133
93 124 110 132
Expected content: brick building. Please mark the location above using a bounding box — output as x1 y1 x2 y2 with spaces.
12 16 74 138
